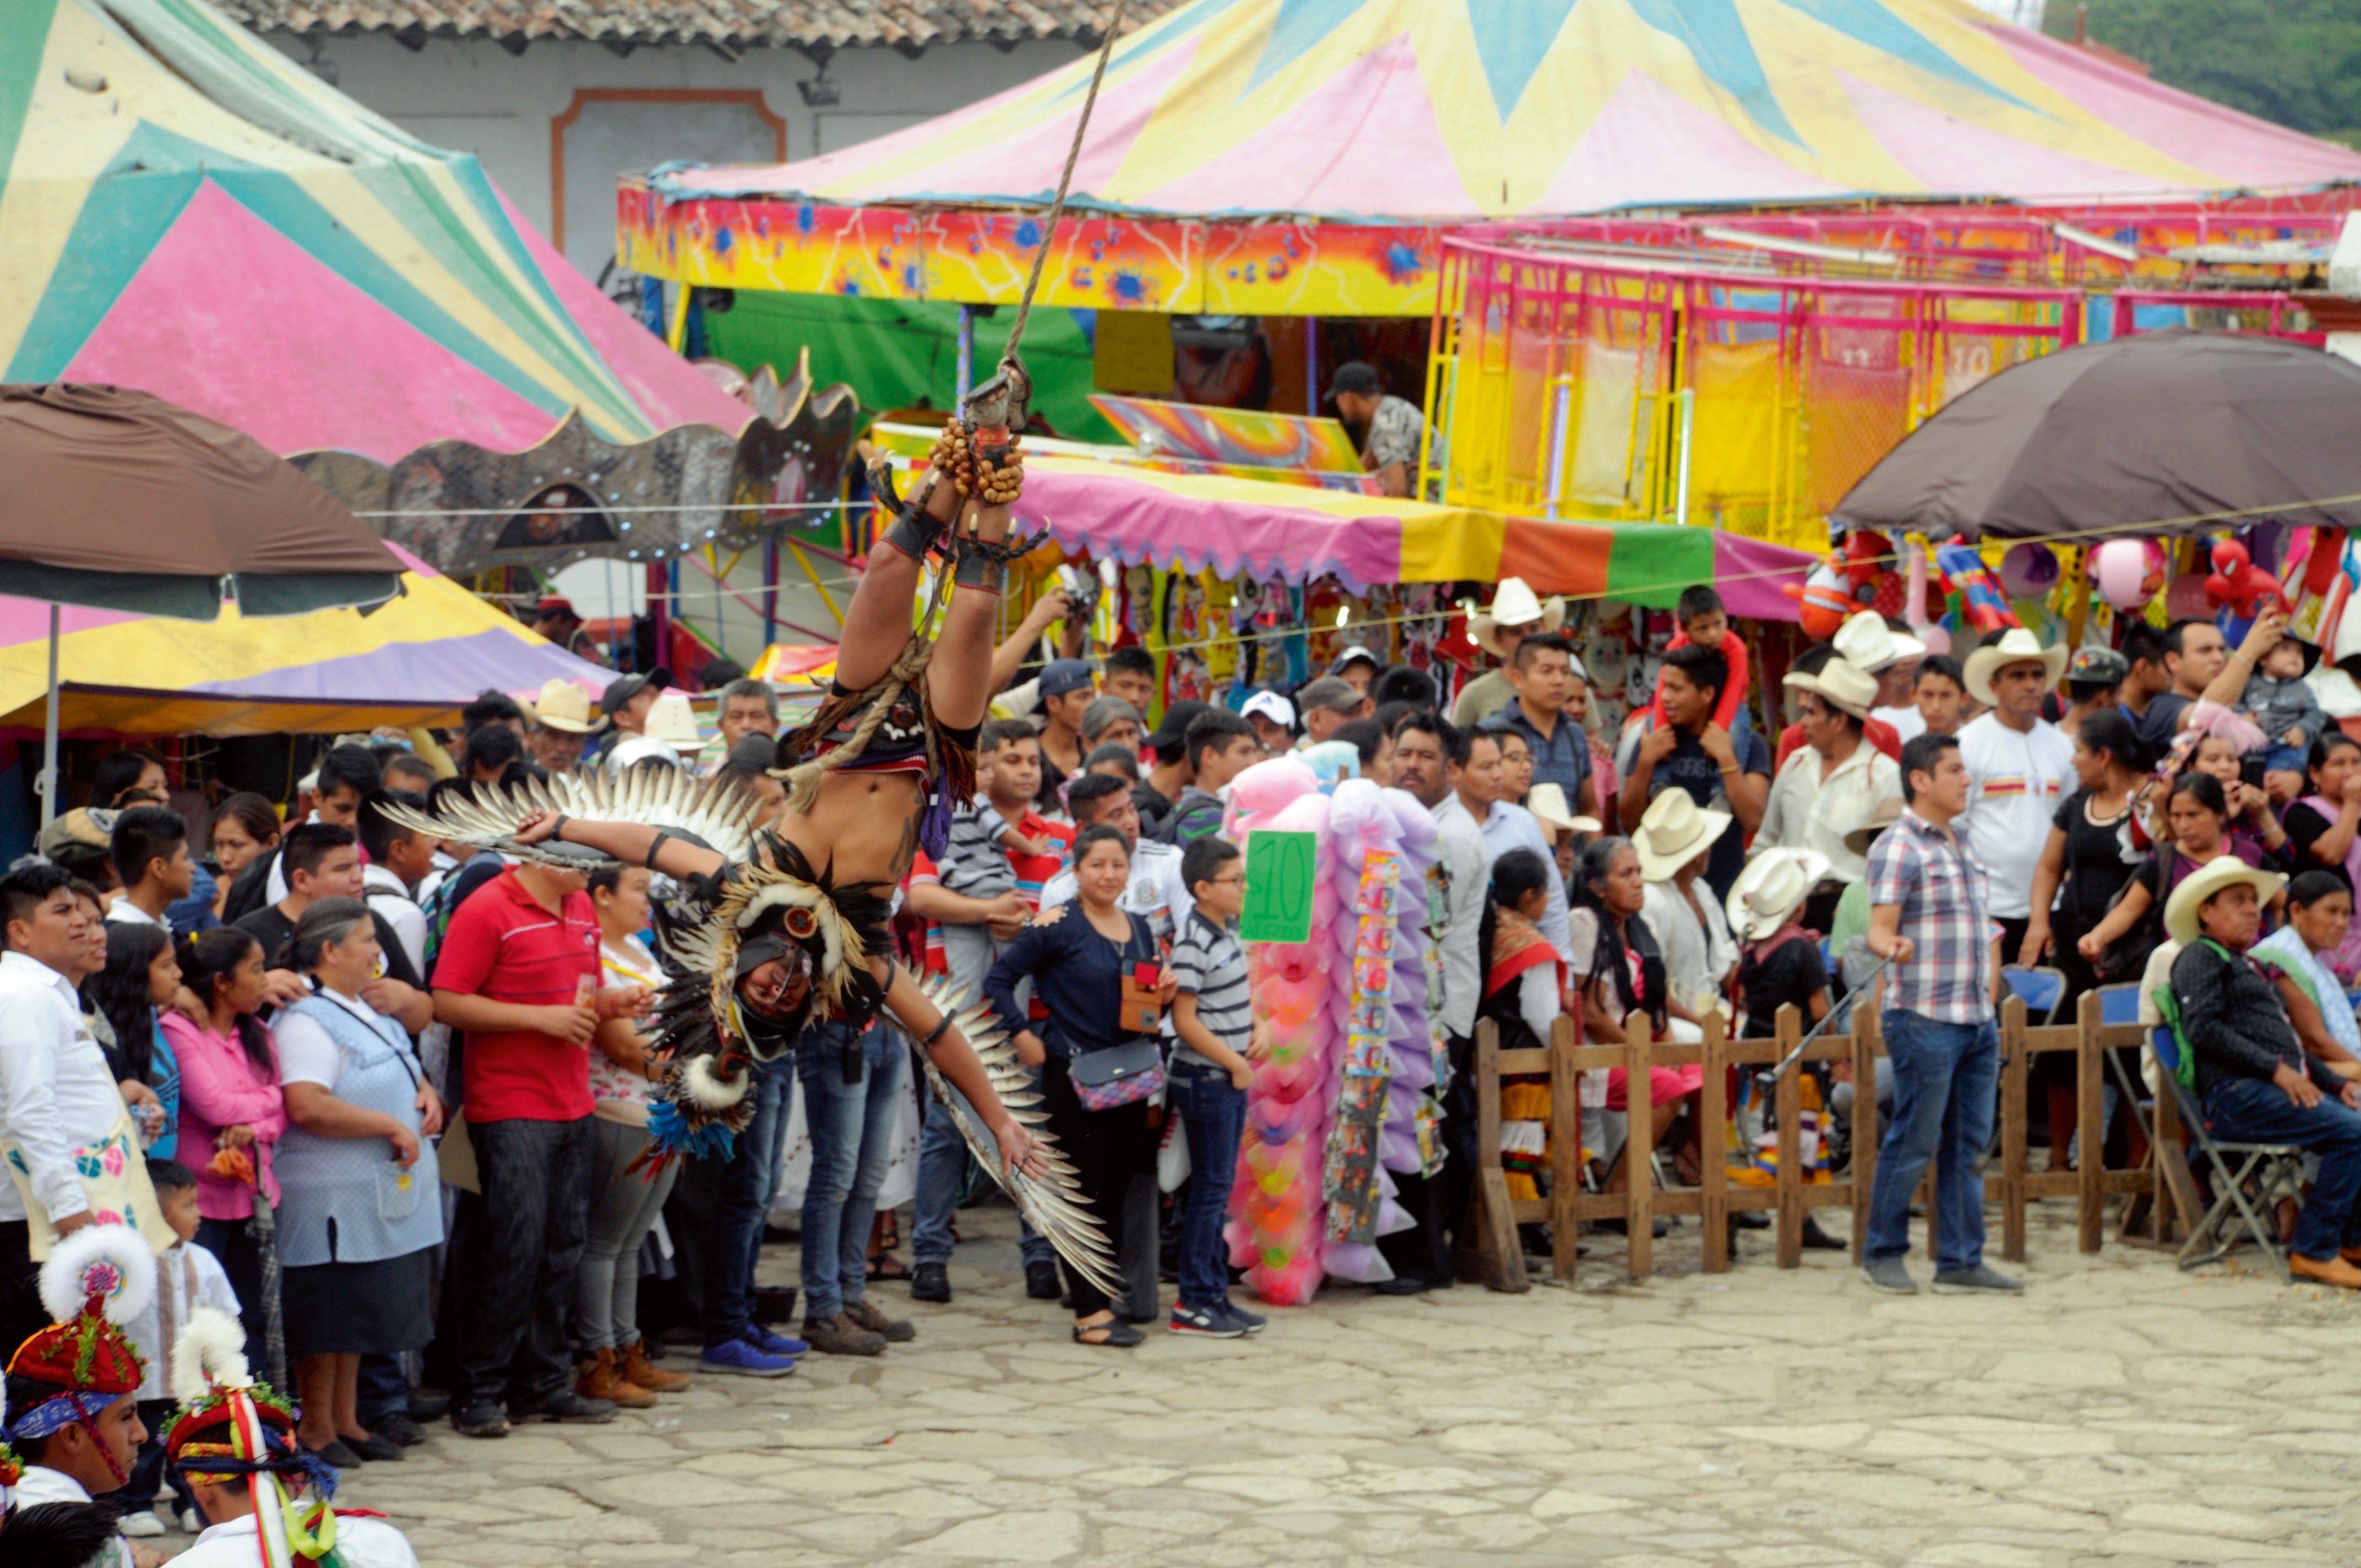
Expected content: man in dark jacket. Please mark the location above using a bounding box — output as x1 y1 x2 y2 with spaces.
2167 857 2361 1289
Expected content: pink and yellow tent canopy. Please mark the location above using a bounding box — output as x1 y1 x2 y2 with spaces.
623 0 2361 317
1012 455 1817 617
0 545 614 736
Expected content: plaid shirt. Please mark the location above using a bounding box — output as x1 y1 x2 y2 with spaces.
1865 807 1994 1023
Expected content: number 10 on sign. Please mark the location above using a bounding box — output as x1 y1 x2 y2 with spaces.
1239 829 1316 944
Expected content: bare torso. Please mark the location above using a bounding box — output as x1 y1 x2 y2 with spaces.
776 768 927 889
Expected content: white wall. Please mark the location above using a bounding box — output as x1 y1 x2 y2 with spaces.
259 31 1094 277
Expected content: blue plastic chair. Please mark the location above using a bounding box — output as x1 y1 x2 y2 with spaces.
2001 966 2068 1025
2096 985 2142 1028
2149 1024 2304 1279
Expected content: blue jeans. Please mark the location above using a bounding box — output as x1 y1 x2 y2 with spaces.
1168 1060 1245 1309
1866 1011 1999 1272
704 1061 793 1349
914 1081 1055 1269
2205 1074 2361 1261
797 1021 907 1319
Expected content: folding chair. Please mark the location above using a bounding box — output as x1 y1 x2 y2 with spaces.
2001 966 2068 1023
2092 984 2156 1146
2148 1025 2305 1279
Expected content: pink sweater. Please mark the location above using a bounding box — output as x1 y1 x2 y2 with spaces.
164 1011 285 1219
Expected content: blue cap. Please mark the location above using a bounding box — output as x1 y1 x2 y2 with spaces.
1040 660 1096 699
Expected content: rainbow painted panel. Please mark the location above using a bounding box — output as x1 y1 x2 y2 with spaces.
1088 394 1365 476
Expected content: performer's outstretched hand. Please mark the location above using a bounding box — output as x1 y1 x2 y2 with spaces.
511 808 561 845
995 1115 1048 1181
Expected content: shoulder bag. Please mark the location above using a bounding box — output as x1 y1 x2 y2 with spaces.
1070 916 1168 1112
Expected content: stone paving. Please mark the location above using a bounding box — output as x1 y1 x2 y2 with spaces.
253 1201 2361 1568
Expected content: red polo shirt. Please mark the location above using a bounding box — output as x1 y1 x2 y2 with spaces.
430 868 601 1124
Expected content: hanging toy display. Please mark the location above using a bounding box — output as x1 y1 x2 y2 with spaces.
1933 536 2021 635
2204 538 2292 620
1998 541 2061 602
2090 537 2168 611
2283 527 2353 650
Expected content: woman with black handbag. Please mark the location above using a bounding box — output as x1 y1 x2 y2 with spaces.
984 824 1172 1348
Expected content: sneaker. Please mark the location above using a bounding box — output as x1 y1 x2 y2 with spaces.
1860 1258 1918 1295
513 1389 618 1424
698 1336 799 1378
118 1511 166 1539
1024 1259 1062 1300
910 1261 951 1303
843 1298 917 1343
1931 1264 2025 1294
407 1387 452 1423
747 1324 810 1358
1219 1299 1267 1334
1169 1303 1245 1338
801 1313 888 1357
1372 1276 1428 1295
179 1509 202 1534
451 1398 510 1438
1801 1216 1848 1251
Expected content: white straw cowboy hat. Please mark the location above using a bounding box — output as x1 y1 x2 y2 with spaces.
1727 847 1832 940
1632 789 1732 882
2163 857 2286 945
1468 577 1566 658
639 693 708 753
1844 794 1906 857
1527 782 1602 840
1831 611 1925 674
1963 626 2070 706
529 678 594 734
1787 656 1879 720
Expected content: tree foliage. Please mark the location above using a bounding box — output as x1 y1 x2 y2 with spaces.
2048 0 2361 145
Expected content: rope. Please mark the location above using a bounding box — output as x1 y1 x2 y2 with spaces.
1002 0 1131 367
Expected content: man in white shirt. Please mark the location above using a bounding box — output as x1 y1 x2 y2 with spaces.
358 792 437 978
1037 774 1192 941
0 863 129 1356
102 807 193 936
1957 628 2076 960
1757 657 1903 928
1443 728 1572 963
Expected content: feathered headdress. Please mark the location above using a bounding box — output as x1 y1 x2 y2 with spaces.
164 1304 340 1551
3 1226 153 1444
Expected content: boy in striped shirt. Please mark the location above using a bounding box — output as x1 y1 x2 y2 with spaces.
1167 836 1267 1338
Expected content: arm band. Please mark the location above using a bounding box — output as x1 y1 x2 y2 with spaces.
921 1012 954 1050
550 814 570 843
644 830 674 871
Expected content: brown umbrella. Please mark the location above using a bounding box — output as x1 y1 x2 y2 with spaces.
0 384 406 823
1829 329 2361 542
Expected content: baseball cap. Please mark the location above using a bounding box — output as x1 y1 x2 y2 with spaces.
1295 676 1366 716
1241 690 1296 730
2065 647 2129 685
1145 699 1215 755
599 668 672 727
39 807 115 867
1330 645 1381 676
1325 361 1382 401
1039 660 1096 700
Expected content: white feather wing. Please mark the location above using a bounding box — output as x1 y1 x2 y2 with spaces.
378 768 765 870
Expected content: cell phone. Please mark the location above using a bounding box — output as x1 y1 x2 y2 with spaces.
2242 755 2268 790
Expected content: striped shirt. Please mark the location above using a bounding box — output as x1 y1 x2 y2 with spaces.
939 800 1072 909
1169 909 1252 1070
1865 808 1994 1025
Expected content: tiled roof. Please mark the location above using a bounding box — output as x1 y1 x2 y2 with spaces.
219 0 1175 48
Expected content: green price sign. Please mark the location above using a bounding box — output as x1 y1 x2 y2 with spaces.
1239 829 1318 944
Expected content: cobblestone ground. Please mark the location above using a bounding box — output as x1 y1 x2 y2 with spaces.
249 1201 2361 1568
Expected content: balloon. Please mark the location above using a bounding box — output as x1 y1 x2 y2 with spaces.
2204 539 2292 620
1999 542 2060 601
1784 558 1854 640
2091 538 2157 609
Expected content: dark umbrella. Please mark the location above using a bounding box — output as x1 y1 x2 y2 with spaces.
0 384 406 825
1829 329 2361 543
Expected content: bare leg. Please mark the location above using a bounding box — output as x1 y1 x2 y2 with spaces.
929 497 1015 733
296 1355 336 1450
331 1354 366 1441
834 476 961 693
1604 1098 1685 1193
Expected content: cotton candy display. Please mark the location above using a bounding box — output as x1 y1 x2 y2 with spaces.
1227 784 1336 1306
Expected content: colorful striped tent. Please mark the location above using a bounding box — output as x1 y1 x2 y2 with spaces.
623 0 2361 317
0 545 614 736
1011 456 1817 617
2 0 752 466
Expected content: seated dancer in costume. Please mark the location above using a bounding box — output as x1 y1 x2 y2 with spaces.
382 362 1118 1296
160 1306 419 1568
3 1226 160 1568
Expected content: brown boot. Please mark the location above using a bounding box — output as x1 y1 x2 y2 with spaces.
620 1338 690 1394
802 1314 887 1357
842 1298 916 1343
577 1347 656 1409
2292 1253 2361 1289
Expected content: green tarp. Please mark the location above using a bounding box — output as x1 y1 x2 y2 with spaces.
704 293 1116 444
